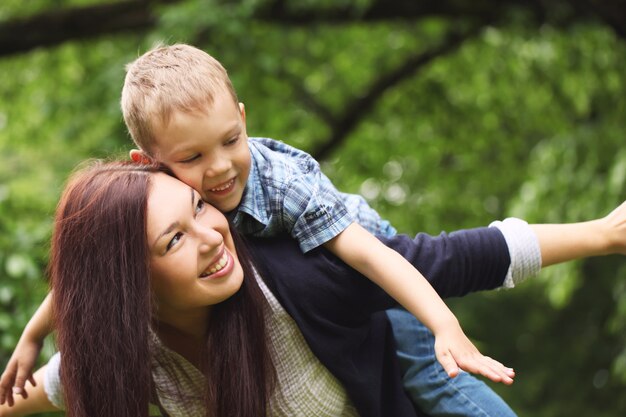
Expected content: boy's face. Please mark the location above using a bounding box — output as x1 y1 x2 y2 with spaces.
151 91 251 213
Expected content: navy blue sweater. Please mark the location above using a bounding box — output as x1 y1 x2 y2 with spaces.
247 227 510 417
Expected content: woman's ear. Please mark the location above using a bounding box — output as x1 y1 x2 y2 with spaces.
129 149 153 165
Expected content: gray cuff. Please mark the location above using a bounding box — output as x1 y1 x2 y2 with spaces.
490 217 542 288
43 352 65 410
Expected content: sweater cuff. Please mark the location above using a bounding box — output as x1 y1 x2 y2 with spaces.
490 218 542 288
44 352 65 410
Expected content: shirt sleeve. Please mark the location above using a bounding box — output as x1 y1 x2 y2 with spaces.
489 217 542 288
247 225 511 317
43 352 65 410
282 162 355 253
378 227 512 298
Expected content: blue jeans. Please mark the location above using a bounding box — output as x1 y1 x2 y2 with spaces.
386 307 517 417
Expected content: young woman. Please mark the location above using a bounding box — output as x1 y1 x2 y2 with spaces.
2 160 626 417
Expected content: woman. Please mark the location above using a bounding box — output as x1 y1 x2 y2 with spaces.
2 161 625 417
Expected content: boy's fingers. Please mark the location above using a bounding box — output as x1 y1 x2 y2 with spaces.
483 356 515 380
18 358 38 386
484 357 515 383
0 370 14 405
467 356 515 385
13 375 31 398
14 375 26 390
0 380 6 404
6 391 14 407
14 385 28 399
437 350 460 378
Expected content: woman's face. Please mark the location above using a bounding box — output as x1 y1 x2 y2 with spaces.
146 173 244 320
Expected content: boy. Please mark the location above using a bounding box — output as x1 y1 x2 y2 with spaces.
2 44 526 415
121 43 518 414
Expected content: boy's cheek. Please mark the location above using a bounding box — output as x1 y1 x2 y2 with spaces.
170 166 204 193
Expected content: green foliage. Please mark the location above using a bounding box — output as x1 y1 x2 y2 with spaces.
0 1 625 416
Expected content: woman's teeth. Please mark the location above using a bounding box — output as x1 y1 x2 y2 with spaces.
200 252 228 277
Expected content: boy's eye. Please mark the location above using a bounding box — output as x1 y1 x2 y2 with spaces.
180 154 200 163
224 135 239 146
166 232 183 252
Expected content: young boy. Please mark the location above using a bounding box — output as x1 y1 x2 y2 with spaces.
4 44 623 415
120 43 517 415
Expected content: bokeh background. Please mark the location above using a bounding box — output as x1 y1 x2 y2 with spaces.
1 1 625 416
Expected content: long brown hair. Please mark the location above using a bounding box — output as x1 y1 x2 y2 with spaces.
49 161 275 417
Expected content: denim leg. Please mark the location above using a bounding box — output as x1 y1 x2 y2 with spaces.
386 307 517 417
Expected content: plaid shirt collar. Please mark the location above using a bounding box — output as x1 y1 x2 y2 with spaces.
229 155 270 232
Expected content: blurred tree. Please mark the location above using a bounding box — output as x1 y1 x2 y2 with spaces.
1 0 625 57
0 1 624 416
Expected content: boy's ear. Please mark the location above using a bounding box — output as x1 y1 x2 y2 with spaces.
239 102 246 124
129 149 153 165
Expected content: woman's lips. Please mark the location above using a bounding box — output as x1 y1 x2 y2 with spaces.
199 250 232 279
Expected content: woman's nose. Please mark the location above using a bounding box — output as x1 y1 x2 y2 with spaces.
196 225 223 253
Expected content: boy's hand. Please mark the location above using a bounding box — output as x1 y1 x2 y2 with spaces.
0 339 42 407
434 326 515 385
601 200 626 255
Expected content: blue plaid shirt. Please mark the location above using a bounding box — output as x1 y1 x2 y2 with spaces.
229 137 396 252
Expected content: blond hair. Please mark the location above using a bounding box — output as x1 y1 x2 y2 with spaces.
121 44 239 154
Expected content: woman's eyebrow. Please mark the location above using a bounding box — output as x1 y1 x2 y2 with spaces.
152 187 195 247
153 221 178 248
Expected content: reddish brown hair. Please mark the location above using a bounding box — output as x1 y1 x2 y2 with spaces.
49 161 274 417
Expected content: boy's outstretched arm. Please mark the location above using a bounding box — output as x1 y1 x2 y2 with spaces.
0 293 53 406
0 366 59 417
324 222 515 384
531 200 626 267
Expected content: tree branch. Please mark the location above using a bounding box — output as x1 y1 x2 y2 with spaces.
311 25 484 161
0 0 623 58
0 0 181 57
257 0 535 25
571 0 626 38
275 67 337 126
256 0 624 39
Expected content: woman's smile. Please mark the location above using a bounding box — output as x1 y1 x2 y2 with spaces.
199 249 234 279
147 173 245 315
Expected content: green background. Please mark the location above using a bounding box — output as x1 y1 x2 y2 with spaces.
1 1 625 416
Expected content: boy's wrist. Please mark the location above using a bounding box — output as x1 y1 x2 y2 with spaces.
575 218 614 257
21 319 52 344
17 329 44 347
597 217 622 255
428 314 461 336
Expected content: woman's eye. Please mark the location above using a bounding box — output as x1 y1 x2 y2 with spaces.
166 232 183 251
195 199 205 215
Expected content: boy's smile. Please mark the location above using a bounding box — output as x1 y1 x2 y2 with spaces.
151 89 251 213
208 177 236 195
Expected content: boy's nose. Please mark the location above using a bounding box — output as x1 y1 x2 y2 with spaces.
204 156 232 177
